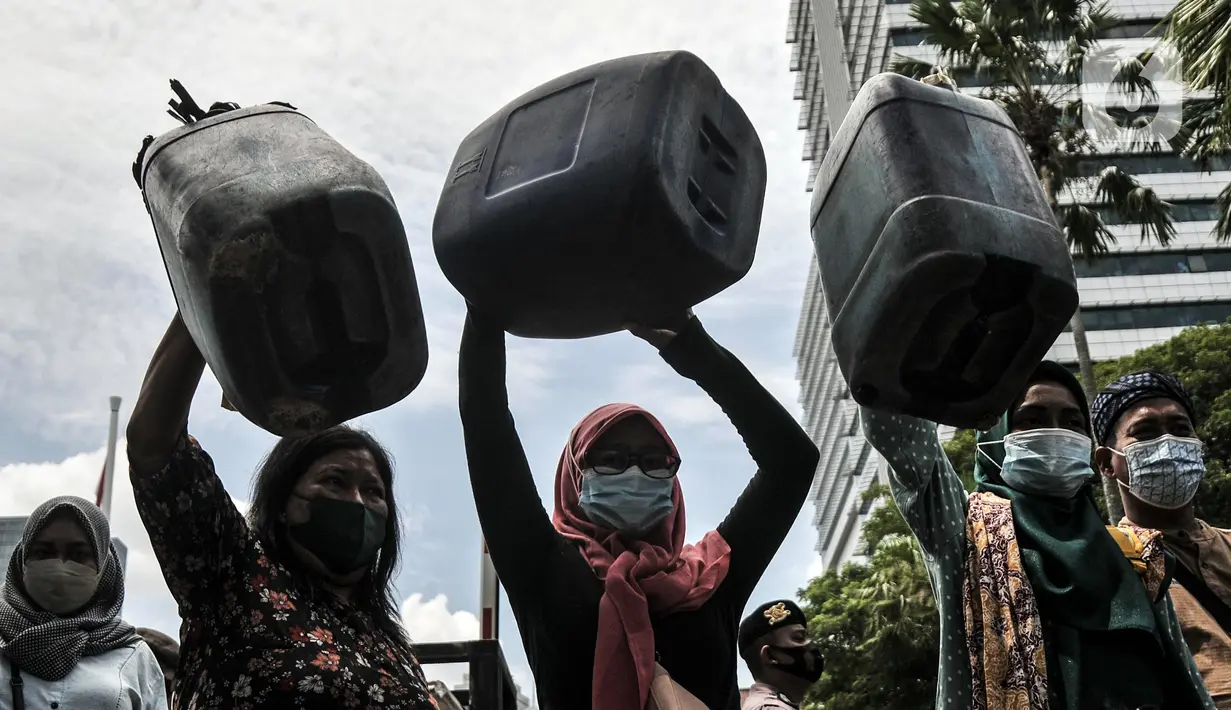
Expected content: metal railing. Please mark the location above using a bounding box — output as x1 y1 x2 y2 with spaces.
413 640 520 710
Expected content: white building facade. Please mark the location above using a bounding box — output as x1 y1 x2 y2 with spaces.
785 0 1231 572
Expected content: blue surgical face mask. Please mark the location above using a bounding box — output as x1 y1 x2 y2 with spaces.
579 467 675 535
978 428 1094 498
1113 435 1205 510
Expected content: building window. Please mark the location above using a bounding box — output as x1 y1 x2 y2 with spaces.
1074 154 1231 178
893 20 1162 50
1089 199 1222 226
948 65 1076 87
1099 20 1165 38
1071 248 1230 278
889 28 927 46
1064 302 1231 332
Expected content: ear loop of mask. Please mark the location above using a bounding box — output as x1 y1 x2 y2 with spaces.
1106 436 1204 495
975 428 1092 470
975 440 1004 470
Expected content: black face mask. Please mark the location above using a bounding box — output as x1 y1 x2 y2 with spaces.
770 645 824 683
287 495 386 575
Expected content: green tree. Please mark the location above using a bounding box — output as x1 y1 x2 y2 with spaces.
1165 0 1230 134
893 0 1180 521
799 485 938 710
942 429 978 492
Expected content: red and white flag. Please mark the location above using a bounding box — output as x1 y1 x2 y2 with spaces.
96 465 106 509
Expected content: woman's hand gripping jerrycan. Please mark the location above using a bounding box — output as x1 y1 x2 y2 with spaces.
810 73 1079 430
432 51 767 338
133 80 429 437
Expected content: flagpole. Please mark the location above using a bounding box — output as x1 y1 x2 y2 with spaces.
101 396 122 521
480 537 499 640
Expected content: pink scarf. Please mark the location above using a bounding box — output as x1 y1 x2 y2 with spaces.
552 403 732 710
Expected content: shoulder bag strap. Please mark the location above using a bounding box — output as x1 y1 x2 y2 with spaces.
1171 558 1231 631
8 659 24 710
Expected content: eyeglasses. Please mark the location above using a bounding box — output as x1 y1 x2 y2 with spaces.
584 448 681 479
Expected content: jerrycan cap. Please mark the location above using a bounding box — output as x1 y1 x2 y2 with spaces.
131 80 298 189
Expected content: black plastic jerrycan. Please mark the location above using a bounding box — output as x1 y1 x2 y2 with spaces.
811 73 1078 430
433 51 767 338
134 81 428 437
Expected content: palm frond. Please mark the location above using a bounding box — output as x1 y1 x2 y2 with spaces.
1060 204 1116 260
1165 0 1231 95
910 0 963 49
1094 165 1177 245
1091 46 1162 102
896 0 1194 265
1214 182 1231 243
1164 0 1231 152
1172 97 1231 161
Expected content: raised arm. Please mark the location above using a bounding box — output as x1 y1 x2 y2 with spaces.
458 312 560 601
126 314 252 614
858 407 967 556
127 313 205 475
647 316 820 603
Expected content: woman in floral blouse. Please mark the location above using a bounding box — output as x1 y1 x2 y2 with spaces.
126 313 437 710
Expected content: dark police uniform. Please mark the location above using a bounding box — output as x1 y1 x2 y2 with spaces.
738 601 811 710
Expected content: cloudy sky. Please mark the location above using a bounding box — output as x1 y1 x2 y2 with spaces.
0 0 819 698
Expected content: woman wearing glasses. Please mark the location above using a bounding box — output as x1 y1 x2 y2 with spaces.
458 309 820 710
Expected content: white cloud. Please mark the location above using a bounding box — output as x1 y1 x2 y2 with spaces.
400 593 536 701
0 443 182 640
613 359 803 432
401 593 481 643
398 306 564 415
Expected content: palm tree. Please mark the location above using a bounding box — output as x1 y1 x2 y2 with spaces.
894 0 1178 521
1165 0 1231 241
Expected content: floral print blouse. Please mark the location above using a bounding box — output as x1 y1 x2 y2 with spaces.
130 434 437 710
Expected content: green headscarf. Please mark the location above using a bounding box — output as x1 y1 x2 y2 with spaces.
973 361 1169 708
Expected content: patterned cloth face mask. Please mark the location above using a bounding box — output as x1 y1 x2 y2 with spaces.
979 428 1095 498
1112 435 1205 509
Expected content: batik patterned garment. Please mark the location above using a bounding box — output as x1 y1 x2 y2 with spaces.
860 407 1213 710
130 434 437 710
962 493 1170 710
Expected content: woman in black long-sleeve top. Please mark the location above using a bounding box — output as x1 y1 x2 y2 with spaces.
458 309 821 710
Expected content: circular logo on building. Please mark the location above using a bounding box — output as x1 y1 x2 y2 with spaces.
1080 38 1185 153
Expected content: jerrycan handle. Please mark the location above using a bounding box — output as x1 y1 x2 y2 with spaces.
919 69 957 90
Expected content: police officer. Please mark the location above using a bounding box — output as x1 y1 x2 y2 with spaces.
737 600 824 709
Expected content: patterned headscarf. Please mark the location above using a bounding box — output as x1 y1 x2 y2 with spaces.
1091 371 1196 446
0 496 138 680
